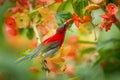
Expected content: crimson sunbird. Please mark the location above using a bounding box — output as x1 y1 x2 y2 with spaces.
17 19 73 71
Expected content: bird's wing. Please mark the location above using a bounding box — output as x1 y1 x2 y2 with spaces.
17 44 42 63
41 41 60 57
17 41 60 63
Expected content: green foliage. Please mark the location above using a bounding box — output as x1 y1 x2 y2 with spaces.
26 28 34 40
77 40 97 44
29 11 42 23
106 0 118 5
80 47 96 56
19 28 25 35
0 0 15 44
55 11 72 26
96 24 120 73
0 51 33 80
74 63 104 80
57 0 73 13
71 0 88 17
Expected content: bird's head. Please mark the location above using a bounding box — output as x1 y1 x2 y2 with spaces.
56 22 69 34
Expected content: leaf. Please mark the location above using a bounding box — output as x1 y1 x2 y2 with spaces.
80 47 96 56
20 49 32 56
29 11 41 23
71 0 88 17
75 63 104 80
26 28 34 40
77 40 97 44
55 11 72 26
106 0 118 5
18 28 25 35
0 51 33 80
68 77 80 80
0 0 15 43
57 0 73 13
96 38 120 51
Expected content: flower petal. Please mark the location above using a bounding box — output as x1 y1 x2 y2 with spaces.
100 14 111 20
5 17 18 36
106 3 118 15
105 21 112 31
72 13 83 28
100 23 105 31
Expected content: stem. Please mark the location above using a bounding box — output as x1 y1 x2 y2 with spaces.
29 4 41 45
30 2 55 14
91 22 97 41
33 23 41 45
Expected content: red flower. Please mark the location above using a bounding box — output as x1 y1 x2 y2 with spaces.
72 13 84 28
55 0 63 3
12 0 30 13
34 0 47 6
100 3 118 32
106 3 118 15
0 0 4 5
5 17 18 36
72 13 91 28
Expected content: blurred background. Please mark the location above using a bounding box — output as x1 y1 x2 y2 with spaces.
0 0 120 80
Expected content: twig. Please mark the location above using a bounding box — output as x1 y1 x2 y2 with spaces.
32 23 41 44
29 4 41 45
30 2 55 14
90 22 98 41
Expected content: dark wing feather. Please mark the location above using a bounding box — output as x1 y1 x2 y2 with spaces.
17 41 60 63
41 41 60 57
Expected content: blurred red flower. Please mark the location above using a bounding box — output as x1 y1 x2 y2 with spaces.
12 0 30 13
100 3 118 32
34 0 47 6
72 13 83 28
0 0 4 5
55 0 63 2
5 17 18 36
72 13 91 28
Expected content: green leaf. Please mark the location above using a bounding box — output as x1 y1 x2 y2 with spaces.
0 0 15 44
19 28 25 35
20 49 32 56
29 11 42 23
57 0 73 13
68 77 80 80
55 11 72 26
71 0 88 17
26 28 34 40
81 47 96 56
77 40 97 44
96 38 120 51
75 63 104 80
106 0 118 5
103 58 120 73
0 51 33 80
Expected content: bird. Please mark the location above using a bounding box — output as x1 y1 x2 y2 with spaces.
17 19 73 71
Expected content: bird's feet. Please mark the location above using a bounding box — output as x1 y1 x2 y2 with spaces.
42 60 50 73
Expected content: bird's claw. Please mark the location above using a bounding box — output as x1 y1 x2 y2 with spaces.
42 60 50 72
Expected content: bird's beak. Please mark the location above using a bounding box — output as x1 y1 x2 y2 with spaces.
63 22 69 28
64 19 73 28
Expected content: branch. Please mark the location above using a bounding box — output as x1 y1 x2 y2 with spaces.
29 4 41 45
30 2 55 14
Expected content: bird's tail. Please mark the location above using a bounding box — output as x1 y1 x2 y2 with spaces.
16 44 42 63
